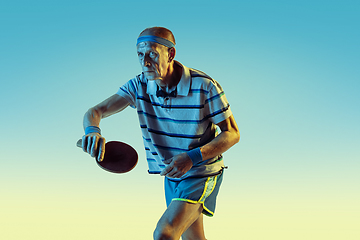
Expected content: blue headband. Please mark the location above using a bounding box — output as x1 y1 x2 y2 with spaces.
136 35 175 48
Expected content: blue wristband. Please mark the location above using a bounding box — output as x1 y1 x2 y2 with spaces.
187 148 203 165
85 126 101 135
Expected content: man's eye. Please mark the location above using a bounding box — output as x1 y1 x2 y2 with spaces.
138 52 144 57
149 52 157 57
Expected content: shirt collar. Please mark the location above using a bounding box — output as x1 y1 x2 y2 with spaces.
146 61 191 97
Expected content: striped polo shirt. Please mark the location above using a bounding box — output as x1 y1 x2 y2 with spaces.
116 61 232 179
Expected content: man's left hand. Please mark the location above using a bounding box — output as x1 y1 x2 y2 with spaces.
160 152 193 178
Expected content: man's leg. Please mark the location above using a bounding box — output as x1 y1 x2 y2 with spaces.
153 200 206 240
181 212 206 240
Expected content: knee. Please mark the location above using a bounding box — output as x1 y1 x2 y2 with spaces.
153 224 175 240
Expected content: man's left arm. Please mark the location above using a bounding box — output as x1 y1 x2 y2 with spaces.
200 114 240 161
161 115 240 178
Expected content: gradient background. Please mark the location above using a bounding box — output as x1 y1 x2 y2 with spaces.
1 0 359 239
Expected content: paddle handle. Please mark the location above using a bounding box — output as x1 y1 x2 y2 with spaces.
76 139 82 148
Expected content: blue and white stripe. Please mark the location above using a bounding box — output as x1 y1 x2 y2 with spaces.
117 61 232 178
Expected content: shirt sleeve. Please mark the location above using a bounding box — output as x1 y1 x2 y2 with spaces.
116 75 140 109
204 80 232 124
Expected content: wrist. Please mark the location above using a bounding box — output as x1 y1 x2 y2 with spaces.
186 148 203 165
85 126 101 135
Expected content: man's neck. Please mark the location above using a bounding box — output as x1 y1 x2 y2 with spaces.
156 62 182 90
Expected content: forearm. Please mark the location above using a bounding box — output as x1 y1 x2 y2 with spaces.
81 94 129 162
82 94 130 131
199 115 240 161
200 129 239 160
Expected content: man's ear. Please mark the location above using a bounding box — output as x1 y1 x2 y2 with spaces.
168 47 176 62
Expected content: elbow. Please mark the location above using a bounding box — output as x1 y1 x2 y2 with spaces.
87 106 102 119
228 128 240 146
83 107 103 125
234 130 240 144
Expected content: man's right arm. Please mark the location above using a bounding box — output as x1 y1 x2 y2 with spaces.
82 94 130 161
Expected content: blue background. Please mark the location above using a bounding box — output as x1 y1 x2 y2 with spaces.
1 0 359 239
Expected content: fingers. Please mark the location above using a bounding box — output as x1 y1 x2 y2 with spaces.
81 133 105 160
87 136 93 154
168 169 184 178
160 158 184 178
160 157 173 176
160 165 171 176
161 165 184 178
97 137 105 162
82 135 87 151
162 158 172 164
160 153 193 178
90 135 98 157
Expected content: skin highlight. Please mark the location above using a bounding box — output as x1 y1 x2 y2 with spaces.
137 28 181 89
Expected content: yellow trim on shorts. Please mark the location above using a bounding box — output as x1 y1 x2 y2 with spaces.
171 175 218 217
199 175 218 203
172 199 214 216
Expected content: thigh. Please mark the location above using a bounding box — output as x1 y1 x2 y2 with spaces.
156 200 203 240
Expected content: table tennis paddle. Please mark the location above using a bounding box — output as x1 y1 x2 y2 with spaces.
76 139 138 174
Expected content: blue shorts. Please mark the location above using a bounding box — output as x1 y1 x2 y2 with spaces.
164 171 224 217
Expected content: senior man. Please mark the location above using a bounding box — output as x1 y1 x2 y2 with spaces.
81 26 240 240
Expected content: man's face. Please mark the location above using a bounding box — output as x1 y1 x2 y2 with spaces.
137 41 170 81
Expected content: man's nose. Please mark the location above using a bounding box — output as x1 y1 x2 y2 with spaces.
142 55 151 67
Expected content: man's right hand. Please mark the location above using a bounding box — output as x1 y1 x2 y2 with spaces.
81 133 106 162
